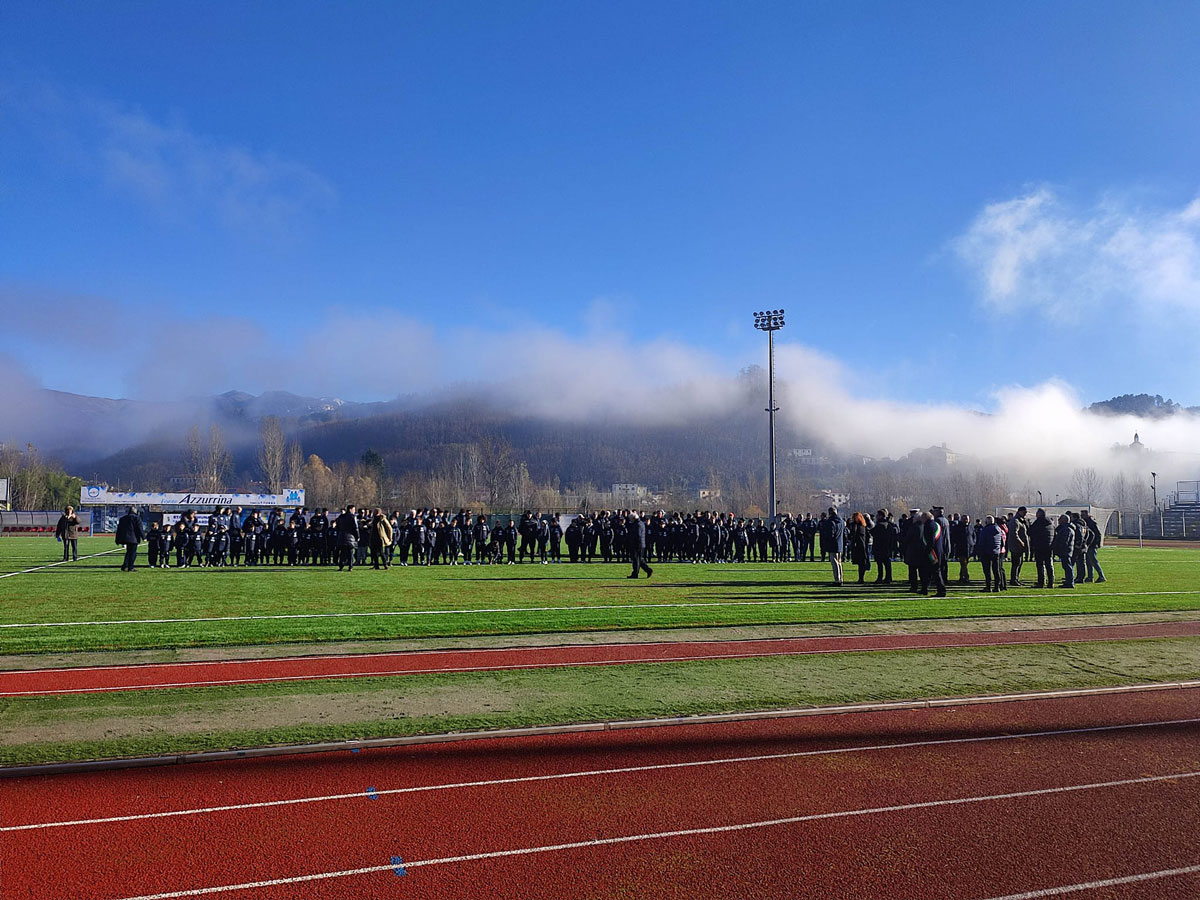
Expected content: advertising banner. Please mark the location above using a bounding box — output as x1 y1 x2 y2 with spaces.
81 487 305 508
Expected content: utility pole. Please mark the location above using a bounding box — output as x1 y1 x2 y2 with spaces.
753 310 785 518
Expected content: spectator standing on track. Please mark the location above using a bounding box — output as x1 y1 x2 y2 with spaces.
1083 511 1107 583
115 506 144 572
1052 514 1076 588
55 506 80 562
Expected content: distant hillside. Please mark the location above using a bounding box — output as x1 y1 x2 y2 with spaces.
78 385 800 492
1088 393 1200 418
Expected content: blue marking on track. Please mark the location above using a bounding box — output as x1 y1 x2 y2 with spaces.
366 786 379 800
391 856 407 876
350 748 361 753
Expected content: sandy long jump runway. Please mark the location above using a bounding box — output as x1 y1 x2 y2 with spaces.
2 688 1199 899
2 620 1198 696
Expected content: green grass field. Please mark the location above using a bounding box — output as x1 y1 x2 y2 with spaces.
0 536 1197 655
2 535 1198 766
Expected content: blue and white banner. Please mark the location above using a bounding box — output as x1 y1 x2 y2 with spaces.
81 487 305 508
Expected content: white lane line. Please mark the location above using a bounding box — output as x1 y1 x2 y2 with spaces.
4 588 1200 629
101 770 1200 900
978 864 1200 899
7 716 1198 832
0 549 120 581
5 635 1193 696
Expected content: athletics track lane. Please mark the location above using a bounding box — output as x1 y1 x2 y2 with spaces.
2 688 1198 899
2 619 1198 696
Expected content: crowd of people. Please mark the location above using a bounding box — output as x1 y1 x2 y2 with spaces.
100 503 1108 588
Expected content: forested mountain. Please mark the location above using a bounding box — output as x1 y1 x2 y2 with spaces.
1088 394 1200 418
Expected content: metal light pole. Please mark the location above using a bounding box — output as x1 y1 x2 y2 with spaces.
753 309 785 518
1151 472 1158 509
1037 490 1043 507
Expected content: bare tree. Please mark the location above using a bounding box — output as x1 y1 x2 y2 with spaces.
185 426 205 490
256 416 286 493
285 441 304 489
9 444 46 510
1108 471 1130 512
203 425 232 491
1069 467 1105 504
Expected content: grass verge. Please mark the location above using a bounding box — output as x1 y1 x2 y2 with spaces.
2 637 1198 767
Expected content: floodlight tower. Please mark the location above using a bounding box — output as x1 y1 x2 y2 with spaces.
753 309 785 518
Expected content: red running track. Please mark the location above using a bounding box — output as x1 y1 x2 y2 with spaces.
3 687 1199 899
3 620 1198 697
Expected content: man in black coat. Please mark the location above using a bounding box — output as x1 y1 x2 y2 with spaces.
1052 514 1076 588
115 506 144 571
626 511 653 579
950 514 975 584
334 505 361 571
1028 508 1054 587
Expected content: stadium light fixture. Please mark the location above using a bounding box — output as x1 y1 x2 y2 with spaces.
752 309 785 518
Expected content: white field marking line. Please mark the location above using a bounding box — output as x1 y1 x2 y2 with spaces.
6 634 1195 697
0 549 121 581
7 716 1199 833
5 588 1200 629
978 864 1200 899
15 622 1199 676
101 770 1200 900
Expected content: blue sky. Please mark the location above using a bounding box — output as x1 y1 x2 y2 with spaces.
3 0 1199 411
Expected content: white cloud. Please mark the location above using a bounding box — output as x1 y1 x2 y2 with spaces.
5 286 1200 488
954 187 1200 319
10 82 336 235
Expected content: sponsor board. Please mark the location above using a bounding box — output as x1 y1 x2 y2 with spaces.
81 487 305 508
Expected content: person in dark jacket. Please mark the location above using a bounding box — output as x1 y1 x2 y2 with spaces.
976 516 1004 592
1052 514 1075 588
932 507 951 587
1008 507 1029 587
1028 508 1054 588
1083 511 1107 583
818 507 845 585
950 514 975 584
503 520 518 564
870 511 895 583
115 506 144 571
847 513 871 584
548 516 563 562
1070 512 1090 587
626 511 653 579
902 510 924 592
919 511 947 596
56 506 81 561
334 505 360 571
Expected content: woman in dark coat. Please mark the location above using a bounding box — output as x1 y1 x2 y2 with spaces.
848 512 871 584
